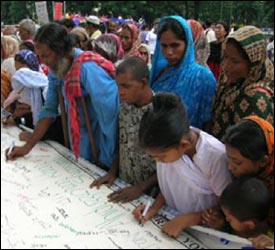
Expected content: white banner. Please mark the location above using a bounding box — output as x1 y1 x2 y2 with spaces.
35 1 49 24
1 124 255 249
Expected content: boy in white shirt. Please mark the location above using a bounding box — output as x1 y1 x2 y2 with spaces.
133 93 232 238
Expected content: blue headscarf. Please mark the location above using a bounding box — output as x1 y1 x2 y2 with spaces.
15 49 40 72
150 16 216 129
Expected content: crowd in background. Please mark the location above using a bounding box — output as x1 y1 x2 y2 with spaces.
1 13 274 249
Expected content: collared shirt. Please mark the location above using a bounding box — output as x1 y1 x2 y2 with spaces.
157 128 232 215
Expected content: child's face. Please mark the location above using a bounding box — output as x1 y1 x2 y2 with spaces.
226 145 261 178
146 146 184 163
14 60 26 70
221 206 252 235
116 72 145 106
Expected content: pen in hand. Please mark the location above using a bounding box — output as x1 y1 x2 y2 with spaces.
6 140 15 161
139 199 151 227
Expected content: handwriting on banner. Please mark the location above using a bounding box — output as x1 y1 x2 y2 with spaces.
1 124 206 249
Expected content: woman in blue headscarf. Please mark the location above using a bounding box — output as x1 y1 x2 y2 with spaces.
150 16 216 129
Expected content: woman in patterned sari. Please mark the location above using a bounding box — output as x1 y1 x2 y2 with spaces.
188 19 210 68
211 26 274 140
119 23 142 59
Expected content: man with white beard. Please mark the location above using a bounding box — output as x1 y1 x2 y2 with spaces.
5 22 119 171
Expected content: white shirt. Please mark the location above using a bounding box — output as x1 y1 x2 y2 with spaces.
11 68 48 125
204 28 216 43
157 128 232 215
1 57 16 76
146 30 157 55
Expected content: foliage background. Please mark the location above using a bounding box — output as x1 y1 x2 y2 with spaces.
1 1 274 28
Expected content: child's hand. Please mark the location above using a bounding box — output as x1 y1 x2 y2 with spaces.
201 206 225 230
2 116 16 126
108 185 143 203
132 205 156 225
5 145 31 161
89 172 116 189
249 234 274 249
162 218 184 238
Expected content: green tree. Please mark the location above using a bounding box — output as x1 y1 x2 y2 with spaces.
1 1 273 28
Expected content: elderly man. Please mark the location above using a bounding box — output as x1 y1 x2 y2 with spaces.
6 22 119 170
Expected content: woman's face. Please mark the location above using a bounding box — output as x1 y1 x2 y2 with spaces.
120 28 132 52
222 42 251 84
215 23 227 42
139 47 149 63
159 29 186 66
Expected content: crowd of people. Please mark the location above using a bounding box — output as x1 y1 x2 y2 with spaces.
1 14 274 249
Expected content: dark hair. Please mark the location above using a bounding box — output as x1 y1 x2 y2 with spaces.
220 177 272 222
34 22 73 57
59 18 76 29
226 38 250 61
216 21 230 37
223 120 268 162
70 33 81 48
19 41 35 52
139 93 190 149
205 19 214 28
158 18 186 42
116 56 149 81
14 53 27 65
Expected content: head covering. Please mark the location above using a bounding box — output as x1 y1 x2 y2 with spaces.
86 15 100 26
188 19 210 67
121 23 142 58
93 33 124 63
71 27 89 42
212 26 274 139
188 19 204 44
244 115 274 227
139 43 152 68
1 35 19 59
15 49 40 72
150 16 216 129
225 26 274 85
244 116 274 194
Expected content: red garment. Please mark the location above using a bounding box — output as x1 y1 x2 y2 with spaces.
208 62 221 81
41 64 49 76
64 51 116 159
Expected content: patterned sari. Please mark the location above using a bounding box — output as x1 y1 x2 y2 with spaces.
212 26 274 140
121 23 142 58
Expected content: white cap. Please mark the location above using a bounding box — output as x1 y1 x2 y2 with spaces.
86 15 100 25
